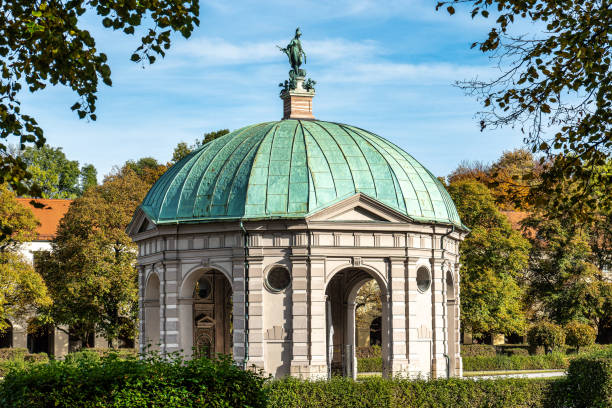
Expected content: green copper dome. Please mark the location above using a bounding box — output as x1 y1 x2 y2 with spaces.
141 120 463 227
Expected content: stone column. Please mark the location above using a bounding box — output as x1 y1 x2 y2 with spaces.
52 326 69 357
289 254 309 376
138 265 146 354
232 253 247 367
12 318 27 349
246 255 265 370
345 300 357 379
430 258 446 378
388 257 409 376
160 261 180 355
453 262 463 376
308 256 327 378
405 257 421 377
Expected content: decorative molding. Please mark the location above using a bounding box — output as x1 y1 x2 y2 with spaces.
265 325 290 340
417 325 432 339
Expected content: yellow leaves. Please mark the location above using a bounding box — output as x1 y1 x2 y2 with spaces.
0 252 51 325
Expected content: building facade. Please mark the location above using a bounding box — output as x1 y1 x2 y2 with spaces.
1 199 72 356
129 45 467 378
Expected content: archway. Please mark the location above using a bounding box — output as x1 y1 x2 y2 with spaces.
179 268 233 358
27 323 51 354
446 270 457 375
0 320 12 348
144 273 160 351
325 268 388 379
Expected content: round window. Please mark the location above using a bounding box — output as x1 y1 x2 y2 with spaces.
266 267 291 292
195 277 212 299
416 267 431 292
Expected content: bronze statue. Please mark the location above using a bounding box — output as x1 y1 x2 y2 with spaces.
278 27 315 93
279 27 307 77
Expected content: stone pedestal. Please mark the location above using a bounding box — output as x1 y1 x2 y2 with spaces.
280 77 315 119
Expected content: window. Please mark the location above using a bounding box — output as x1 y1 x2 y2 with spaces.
195 277 212 299
265 267 291 292
416 267 431 292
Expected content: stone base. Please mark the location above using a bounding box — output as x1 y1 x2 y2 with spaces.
290 362 328 379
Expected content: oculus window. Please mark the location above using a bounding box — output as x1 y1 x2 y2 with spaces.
265 267 291 292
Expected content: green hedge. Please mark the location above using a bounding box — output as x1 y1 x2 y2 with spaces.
357 357 382 372
564 357 612 407
266 377 558 408
463 352 568 371
0 348 28 361
0 353 267 408
461 344 497 357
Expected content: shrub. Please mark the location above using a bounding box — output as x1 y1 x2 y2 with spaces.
564 321 596 353
527 322 565 354
357 357 382 372
462 352 569 371
79 347 138 359
503 347 530 357
564 357 612 407
356 345 381 358
461 344 497 357
0 348 28 361
0 353 267 407
266 376 558 408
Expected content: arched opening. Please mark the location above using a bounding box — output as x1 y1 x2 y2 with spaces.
446 270 457 375
325 268 388 379
180 269 233 358
0 320 13 348
27 322 51 354
369 317 382 346
144 273 160 351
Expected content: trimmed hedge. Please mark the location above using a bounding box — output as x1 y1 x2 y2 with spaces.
461 344 497 357
0 348 28 361
463 352 568 371
358 357 383 372
564 357 612 407
266 376 558 408
0 353 267 407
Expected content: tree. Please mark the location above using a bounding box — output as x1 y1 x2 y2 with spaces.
0 183 38 250
172 142 193 163
171 129 231 164
448 179 530 337
0 1 199 194
0 252 52 331
355 280 382 329
203 129 230 144
41 166 150 345
527 322 565 354
564 321 596 353
80 164 98 193
438 0 612 218
20 144 86 198
124 157 168 185
524 211 612 336
0 184 50 330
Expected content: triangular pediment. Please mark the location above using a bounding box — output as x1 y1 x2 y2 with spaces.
306 193 413 223
127 207 157 237
195 314 215 328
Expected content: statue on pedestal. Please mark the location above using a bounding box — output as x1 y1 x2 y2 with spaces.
278 27 315 93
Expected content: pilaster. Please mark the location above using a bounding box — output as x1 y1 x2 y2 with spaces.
388 257 409 376
246 255 265 370
232 255 246 366
430 258 446 378
160 260 180 355
289 254 309 375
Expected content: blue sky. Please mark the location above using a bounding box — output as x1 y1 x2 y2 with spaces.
19 0 529 180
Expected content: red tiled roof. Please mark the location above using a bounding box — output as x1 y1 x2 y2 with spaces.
16 198 72 241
